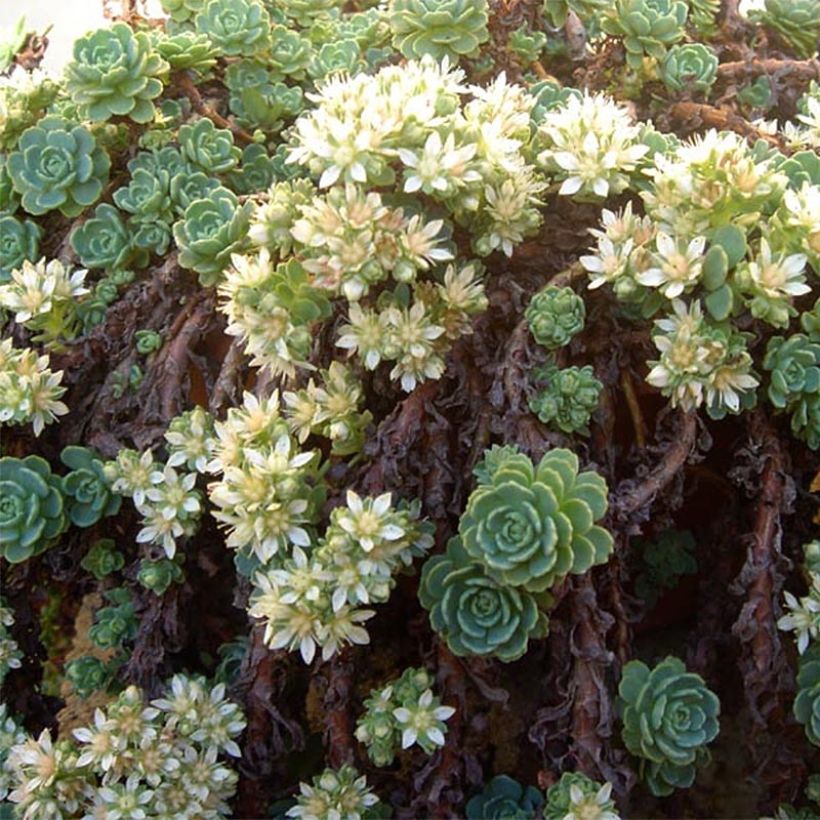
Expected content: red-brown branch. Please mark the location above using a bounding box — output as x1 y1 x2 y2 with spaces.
323 652 356 769
175 72 255 145
718 57 820 82
613 410 698 518
669 101 783 150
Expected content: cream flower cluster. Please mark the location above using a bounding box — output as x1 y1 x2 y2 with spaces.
642 129 787 236
778 541 820 655
535 91 649 199
0 339 68 436
206 391 323 564
283 361 373 456
286 57 544 256
0 258 88 348
249 490 433 663
5 676 245 818
646 299 758 414
104 412 210 560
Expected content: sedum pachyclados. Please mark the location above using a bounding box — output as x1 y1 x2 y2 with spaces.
387 0 490 62
65 23 168 124
355 666 455 766
619 656 720 796
420 446 613 661
459 446 613 592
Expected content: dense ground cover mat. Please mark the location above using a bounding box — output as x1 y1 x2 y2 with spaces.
0 0 819 816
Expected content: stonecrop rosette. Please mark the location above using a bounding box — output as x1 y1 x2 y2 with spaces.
619 656 720 796
458 447 613 592
7 118 110 218
419 537 550 662
0 456 67 563
65 23 168 124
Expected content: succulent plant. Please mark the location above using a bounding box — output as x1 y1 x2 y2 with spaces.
195 0 272 56
137 557 184 595
159 0 207 22
419 537 551 662
60 446 121 528
0 213 41 281
508 24 547 67
754 0 820 60
526 285 586 349
173 188 251 285
0 455 67 563
89 587 138 649
633 528 697 608
65 655 117 699
601 0 688 70
459 446 613 593
543 772 619 820
355 667 455 766
387 0 490 61
113 167 173 223
309 40 363 80
287 765 382 819
465 775 544 819
619 656 720 796
660 44 718 94
80 538 125 580
178 118 242 175
529 364 603 435
170 170 222 216
153 31 218 73
795 644 820 746
276 0 346 27
268 26 313 81
70 203 141 271
688 0 720 35
7 117 110 217
65 23 168 123
763 334 820 448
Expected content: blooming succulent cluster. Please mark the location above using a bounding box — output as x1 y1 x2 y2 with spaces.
778 540 820 654
543 772 619 820
284 362 373 455
601 0 689 70
0 257 89 348
355 666 455 766
65 23 168 123
5 674 245 817
0 340 68 436
287 765 382 820
535 92 649 199
0 600 23 688
420 446 612 661
0 704 26 802
646 299 758 417
249 489 433 662
525 285 585 350
105 442 204 559
529 363 603 435
285 57 544 257
619 656 720 796
387 0 490 62
465 775 544 819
